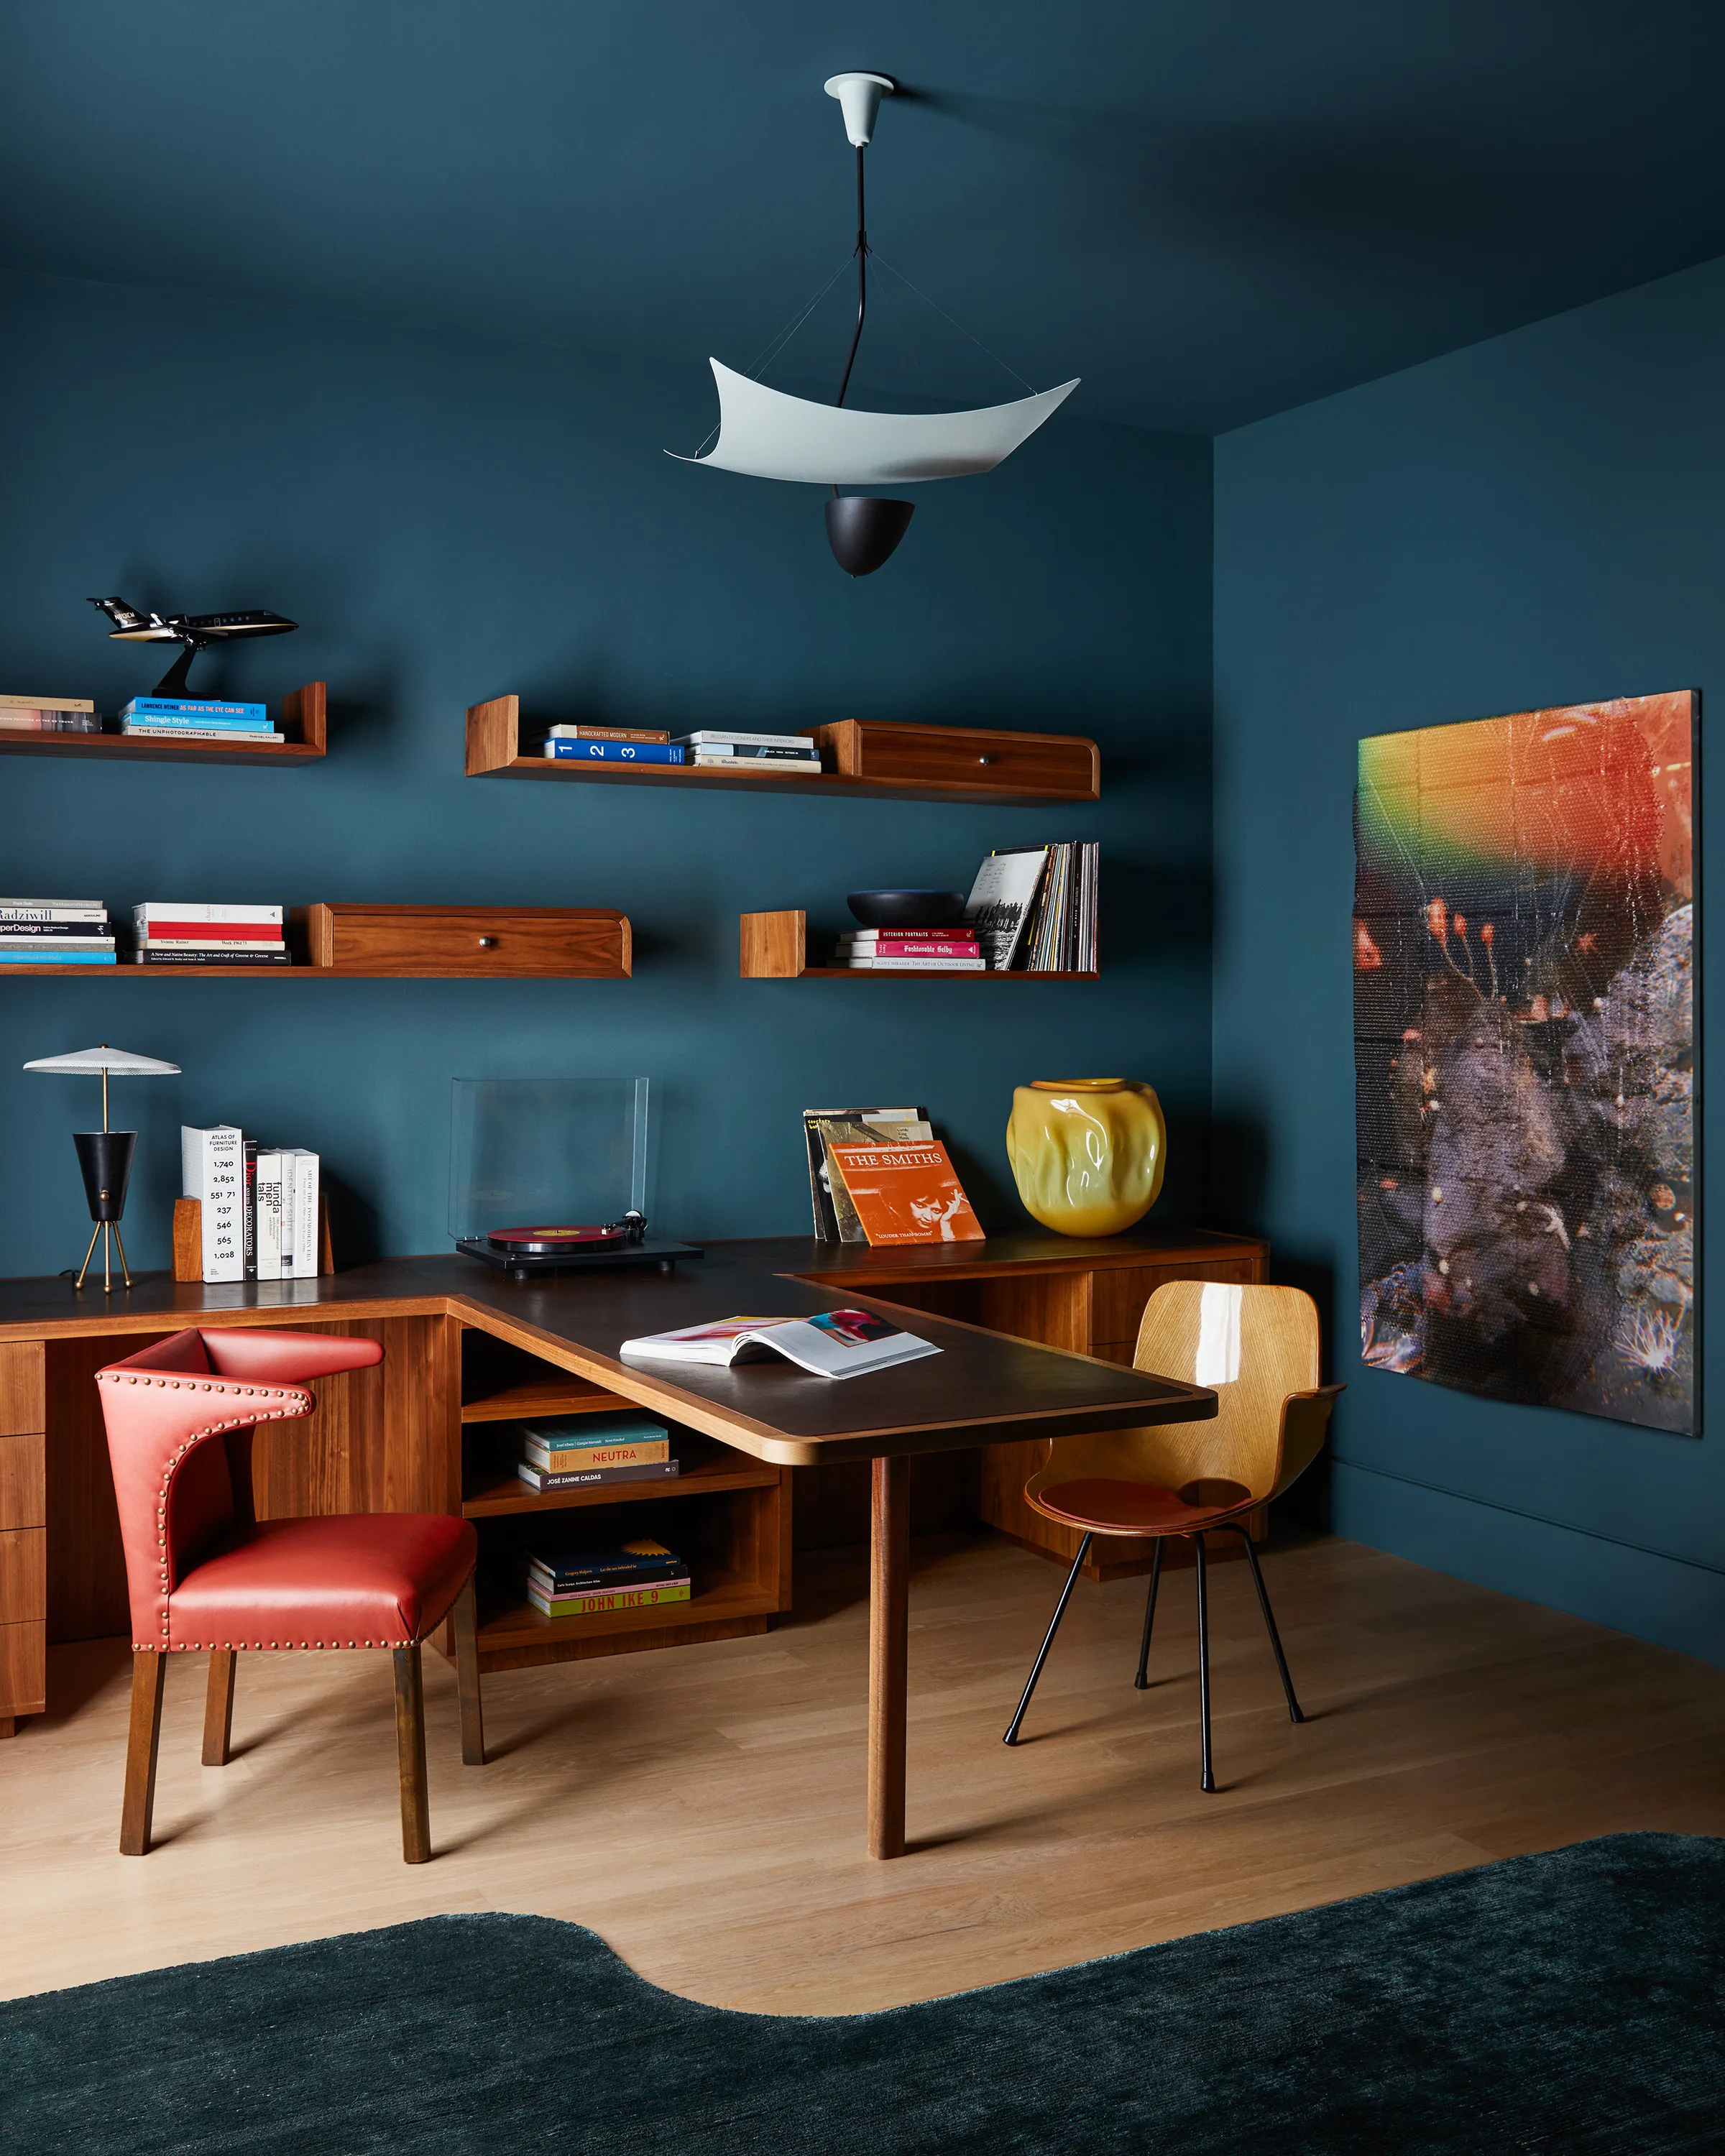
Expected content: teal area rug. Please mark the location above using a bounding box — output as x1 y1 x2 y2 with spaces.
4 1835 1721 2154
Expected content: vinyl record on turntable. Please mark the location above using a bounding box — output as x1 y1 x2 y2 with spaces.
485 1224 626 1255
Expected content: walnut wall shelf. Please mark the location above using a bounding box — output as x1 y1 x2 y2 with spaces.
466 697 1100 806
740 911 1098 980
0 683 328 766
0 905 631 979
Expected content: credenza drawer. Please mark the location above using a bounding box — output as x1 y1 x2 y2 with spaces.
809 719 1099 801
0 1526 46 1624
297 904 631 977
0 1434 45 1529
0 1619 46 1716
0 1341 45 1435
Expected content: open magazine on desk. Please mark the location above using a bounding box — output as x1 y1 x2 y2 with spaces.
619 1307 938 1381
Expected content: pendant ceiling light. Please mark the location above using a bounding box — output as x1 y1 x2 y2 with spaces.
671 72 1079 576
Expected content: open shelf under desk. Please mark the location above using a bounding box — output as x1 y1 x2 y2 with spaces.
474 1572 778 1669
460 1378 622 1424
463 1445 780 1519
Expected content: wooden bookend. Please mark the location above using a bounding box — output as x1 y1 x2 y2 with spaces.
740 910 807 978
465 694 521 774
172 1194 336 1281
280 682 328 754
172 1198 202 1283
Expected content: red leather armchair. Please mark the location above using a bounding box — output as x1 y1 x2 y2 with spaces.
96 1327 484 1862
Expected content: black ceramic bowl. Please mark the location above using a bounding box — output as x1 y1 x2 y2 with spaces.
847 889 967 931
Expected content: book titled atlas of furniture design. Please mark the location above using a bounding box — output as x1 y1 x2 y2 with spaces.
183 1125 318 1283
620 1308 939 1379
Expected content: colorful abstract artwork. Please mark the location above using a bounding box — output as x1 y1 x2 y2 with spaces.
1355 693 1697 1434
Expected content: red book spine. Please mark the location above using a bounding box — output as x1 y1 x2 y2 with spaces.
850 939 983 957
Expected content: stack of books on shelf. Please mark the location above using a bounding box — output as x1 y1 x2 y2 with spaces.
0 897 115 967
837 930 985 971
514 1409 680 1493
131 903 290 967
524 1537 690 1619
672 729 823 775
542 724 686 765
119 696 283 745
0 693 101 736
182 1124 320 1281
960 842 1099 972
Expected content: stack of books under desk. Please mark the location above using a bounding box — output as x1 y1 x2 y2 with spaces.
523 1537 691 1620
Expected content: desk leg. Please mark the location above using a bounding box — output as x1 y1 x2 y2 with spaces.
868 1453 910 1860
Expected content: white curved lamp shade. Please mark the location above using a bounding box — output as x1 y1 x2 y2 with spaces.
24 1045 180 1075
669 361 1080 487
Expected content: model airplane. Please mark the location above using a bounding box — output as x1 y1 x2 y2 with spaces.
88 596 298 698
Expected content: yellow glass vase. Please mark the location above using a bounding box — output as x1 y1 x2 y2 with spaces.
1006 1079 1166 1237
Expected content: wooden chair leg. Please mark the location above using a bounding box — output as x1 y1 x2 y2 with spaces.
452 1575 485 1766
120 1651 167 1856
392 1644 431 1864
201 1649 237 1766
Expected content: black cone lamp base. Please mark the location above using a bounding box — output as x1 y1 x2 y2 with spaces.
72 1130 137 1291
826 496 914 576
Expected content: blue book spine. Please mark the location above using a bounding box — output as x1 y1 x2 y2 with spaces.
0 948 116 964
542 740 686 764
121 699 270 724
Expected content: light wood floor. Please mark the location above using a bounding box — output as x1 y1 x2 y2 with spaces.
4 1532 1721 2012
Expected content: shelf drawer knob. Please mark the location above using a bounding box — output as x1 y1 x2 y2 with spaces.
977 754 995 766
477 936 498 949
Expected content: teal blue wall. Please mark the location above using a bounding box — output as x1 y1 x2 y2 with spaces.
0 269 1212 1274
1214 256 1725 1667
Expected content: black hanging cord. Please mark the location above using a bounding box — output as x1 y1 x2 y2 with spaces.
835 144 869 411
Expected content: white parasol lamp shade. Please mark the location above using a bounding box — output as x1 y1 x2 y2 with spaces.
24 1043 181 1291
24 1046 181 1077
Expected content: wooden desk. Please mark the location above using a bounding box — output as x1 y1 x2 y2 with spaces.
0 1230 1259 1857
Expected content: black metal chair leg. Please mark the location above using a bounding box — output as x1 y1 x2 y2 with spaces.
1227 1523 1305 1723
1193 1534 1216 1792
1133 1537 1164 1690
1004 1532 1092 1745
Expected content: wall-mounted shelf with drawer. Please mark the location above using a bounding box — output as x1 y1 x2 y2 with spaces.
466 696 1100 806
0 684 328 767
0 906 631 979
740 910 1098 980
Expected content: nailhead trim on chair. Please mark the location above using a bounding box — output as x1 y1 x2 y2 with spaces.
101 1368 313 1648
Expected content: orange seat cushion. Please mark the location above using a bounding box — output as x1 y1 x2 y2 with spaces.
1031 1478 1254 1535
167 1514 477 1650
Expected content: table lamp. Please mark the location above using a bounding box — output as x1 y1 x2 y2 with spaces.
22 1044 181 1291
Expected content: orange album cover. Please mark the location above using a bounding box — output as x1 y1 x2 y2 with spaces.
824 1141 984 1245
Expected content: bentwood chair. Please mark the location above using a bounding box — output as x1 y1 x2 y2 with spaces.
96 1327 484 1862
1003 1281 1342 1790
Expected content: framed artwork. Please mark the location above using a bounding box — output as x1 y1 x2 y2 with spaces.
1355 692 1697 1434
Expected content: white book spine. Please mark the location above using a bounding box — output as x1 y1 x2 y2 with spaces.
254 1152 285 1279
181 1125 245 1283
290 1151 320 1278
